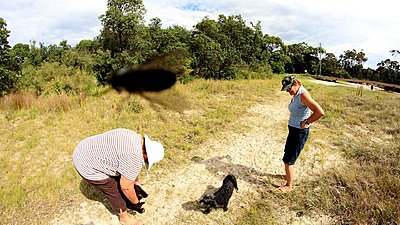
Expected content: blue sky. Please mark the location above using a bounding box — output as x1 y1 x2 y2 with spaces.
1 0 399 69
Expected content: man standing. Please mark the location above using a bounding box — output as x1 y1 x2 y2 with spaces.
73 128 164 225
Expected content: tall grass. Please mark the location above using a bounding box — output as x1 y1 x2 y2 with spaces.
0 92 86 113
309 84 400 224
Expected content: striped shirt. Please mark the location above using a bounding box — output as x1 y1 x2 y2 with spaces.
288 85 312 129
72 128 144 181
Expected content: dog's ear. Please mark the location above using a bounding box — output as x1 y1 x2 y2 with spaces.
228 174 238 190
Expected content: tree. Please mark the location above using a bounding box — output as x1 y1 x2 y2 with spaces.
191 15 243 79
25 40 48 66
376 59 399 84
263 34 289 74
0 18 11 65
98 0 146 56
285 42 320 74
217 15 253 65
321 53 338 75
339 49 367 78
7 43 30 72
390 49 400 60
321 53 350 78
76 40 95 53
141 21 191 60
0 18 16 96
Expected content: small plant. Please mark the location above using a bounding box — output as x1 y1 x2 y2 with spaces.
356 85 363 96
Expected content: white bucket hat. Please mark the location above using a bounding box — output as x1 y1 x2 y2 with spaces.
144 134 164 172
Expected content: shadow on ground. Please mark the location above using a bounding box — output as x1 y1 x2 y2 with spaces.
181 155 287 212
191 155 285 188
181 185 219 213
79 179 115 214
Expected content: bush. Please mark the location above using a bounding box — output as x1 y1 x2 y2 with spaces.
332 68 351 78
270 61 285 74
16 62 99 95
0 67 17 96
237 63 273 79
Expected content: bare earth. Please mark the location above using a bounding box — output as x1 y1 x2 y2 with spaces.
52 91 340 225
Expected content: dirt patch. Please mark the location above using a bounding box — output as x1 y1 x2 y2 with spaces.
52 93 338 225
311 79 384 91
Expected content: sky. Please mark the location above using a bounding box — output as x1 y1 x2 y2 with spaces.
1 0 399 69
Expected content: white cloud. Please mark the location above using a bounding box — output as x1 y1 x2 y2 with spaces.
1 0 399 69
1 0 107 46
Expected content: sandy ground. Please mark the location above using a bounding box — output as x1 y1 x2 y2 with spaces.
311 79 384 91
52 91 339 225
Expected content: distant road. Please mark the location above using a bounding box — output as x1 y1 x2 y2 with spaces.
314 76 400 93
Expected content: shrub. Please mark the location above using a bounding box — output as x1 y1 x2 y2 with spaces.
16 62 98 95
0 67 17 96
270 61 286 74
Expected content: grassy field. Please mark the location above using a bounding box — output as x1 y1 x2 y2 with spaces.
1 75 399 224
236 79 400 224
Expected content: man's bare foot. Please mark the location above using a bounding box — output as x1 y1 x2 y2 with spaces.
277 185 292 193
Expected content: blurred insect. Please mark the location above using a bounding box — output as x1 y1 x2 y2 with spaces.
108 50 191 112
109 68 177 93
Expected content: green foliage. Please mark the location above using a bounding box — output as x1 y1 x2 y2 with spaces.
75 39 94 52
285 42 320 74
98 0 146 55
376 58 400 84
0 18 11 63
339 49 368 78
269 61 285 74
191 33 232 79
2 7 398 100
331 68 350 78
16 62 98 95
6 43 30 72
93 50 113 85
190 15 274 80
0 67 17 96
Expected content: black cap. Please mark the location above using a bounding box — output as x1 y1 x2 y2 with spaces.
281 75 296 91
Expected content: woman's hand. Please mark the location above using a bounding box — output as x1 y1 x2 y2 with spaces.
300 120 310 128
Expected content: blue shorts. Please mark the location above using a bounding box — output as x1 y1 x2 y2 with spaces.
283 125 309 165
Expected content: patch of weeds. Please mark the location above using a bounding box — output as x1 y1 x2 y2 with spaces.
0 185 27 207
28 108 38 120
5 111 16 121
126 98 143 113
26 136 40 149
236 201 276 225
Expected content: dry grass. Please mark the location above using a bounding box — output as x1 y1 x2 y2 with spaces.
236 79 400 225
0 78 277 224
1 76 399 224
0 92 86 113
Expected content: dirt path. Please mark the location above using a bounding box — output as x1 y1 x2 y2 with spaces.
52 95 336 225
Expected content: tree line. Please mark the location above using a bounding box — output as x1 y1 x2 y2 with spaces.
0 0 399 96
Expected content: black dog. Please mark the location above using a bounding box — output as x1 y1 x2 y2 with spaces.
125 184 148 214
199 174 238 214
